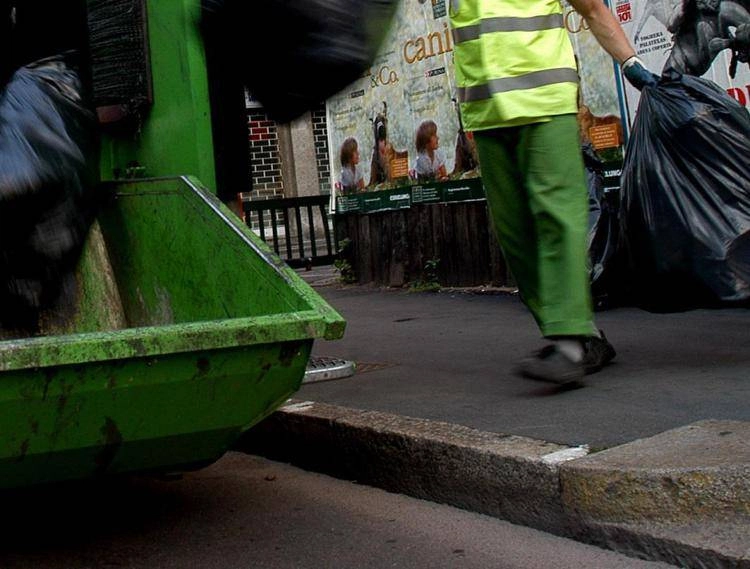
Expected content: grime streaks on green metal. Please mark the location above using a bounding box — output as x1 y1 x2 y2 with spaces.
0 178 344 488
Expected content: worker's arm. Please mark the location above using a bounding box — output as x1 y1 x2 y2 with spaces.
568 0 634 62
568 0 657 89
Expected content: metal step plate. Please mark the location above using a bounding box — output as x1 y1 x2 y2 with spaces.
303 356 356 384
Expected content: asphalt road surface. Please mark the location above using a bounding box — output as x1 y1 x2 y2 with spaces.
0 453 676 569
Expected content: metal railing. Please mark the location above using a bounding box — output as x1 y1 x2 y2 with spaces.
243 195 335 269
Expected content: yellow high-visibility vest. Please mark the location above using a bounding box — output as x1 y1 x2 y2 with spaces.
450 0 579 130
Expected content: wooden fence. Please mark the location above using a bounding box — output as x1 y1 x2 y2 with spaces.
335 200 511 288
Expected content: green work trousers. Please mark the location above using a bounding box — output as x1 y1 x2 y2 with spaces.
474 114 595 338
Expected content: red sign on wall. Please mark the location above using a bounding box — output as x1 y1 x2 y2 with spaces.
616 1 632 23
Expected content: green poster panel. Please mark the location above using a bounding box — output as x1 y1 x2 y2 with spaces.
411 184 442 204
440 179 486 202
336 195 363 213
361 188 412 213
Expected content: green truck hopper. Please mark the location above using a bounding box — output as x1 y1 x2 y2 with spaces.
0 1 345 488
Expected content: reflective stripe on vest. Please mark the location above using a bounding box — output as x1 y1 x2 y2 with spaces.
450 0 579 131
451 14 564 43
458 68 580 102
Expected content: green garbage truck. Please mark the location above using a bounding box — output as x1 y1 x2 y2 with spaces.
0 0 345 488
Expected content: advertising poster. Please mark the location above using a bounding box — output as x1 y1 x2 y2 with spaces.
327 0 483 213
612 0 750 123
327 0 632 213
563 0 628 193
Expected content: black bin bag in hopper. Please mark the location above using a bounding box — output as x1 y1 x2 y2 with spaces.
620 70 750 308
201 0 399 123
0 55 98 331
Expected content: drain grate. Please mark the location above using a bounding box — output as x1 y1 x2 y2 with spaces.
303 356 356 384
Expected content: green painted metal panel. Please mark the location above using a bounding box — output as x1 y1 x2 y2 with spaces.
0 341 310 488
0 0 350 488
0 178 345 488
98 0 217 188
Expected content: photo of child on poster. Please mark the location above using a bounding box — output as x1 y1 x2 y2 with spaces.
413 119 448 182
336 137 365 195
326 0 485 210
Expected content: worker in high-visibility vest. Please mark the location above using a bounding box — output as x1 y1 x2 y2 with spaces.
450 0 655 385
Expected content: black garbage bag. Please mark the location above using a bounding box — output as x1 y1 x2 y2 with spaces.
620 71 750 308
584 143 621 307
201 0 398 123
584 143 606 280
1 0 89 88
0 3 12 87
0 55 99 331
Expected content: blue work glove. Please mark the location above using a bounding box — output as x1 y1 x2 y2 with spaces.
622 56 657 90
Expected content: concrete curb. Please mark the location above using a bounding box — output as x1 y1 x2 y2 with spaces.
560 421 750 523
235 401 750 569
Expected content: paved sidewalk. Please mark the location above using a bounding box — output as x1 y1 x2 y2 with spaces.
241 277 750 567
301 284 750 449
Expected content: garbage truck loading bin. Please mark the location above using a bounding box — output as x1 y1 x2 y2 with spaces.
0 0 345 488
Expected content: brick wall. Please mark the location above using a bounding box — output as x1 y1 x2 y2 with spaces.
246 109 283 200
244 104 331 201
311 103 331 195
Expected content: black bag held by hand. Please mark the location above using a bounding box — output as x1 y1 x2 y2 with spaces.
620 70 750 308
202 0 398 123
0 55 98 331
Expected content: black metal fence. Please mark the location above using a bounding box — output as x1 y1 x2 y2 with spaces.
243 195 335 269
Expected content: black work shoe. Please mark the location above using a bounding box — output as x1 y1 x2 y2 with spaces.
515 345 584 385
582 330 616 375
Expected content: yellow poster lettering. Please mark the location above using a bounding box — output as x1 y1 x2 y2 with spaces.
564 8 590 34
403 23 454 65
403 40 417 64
